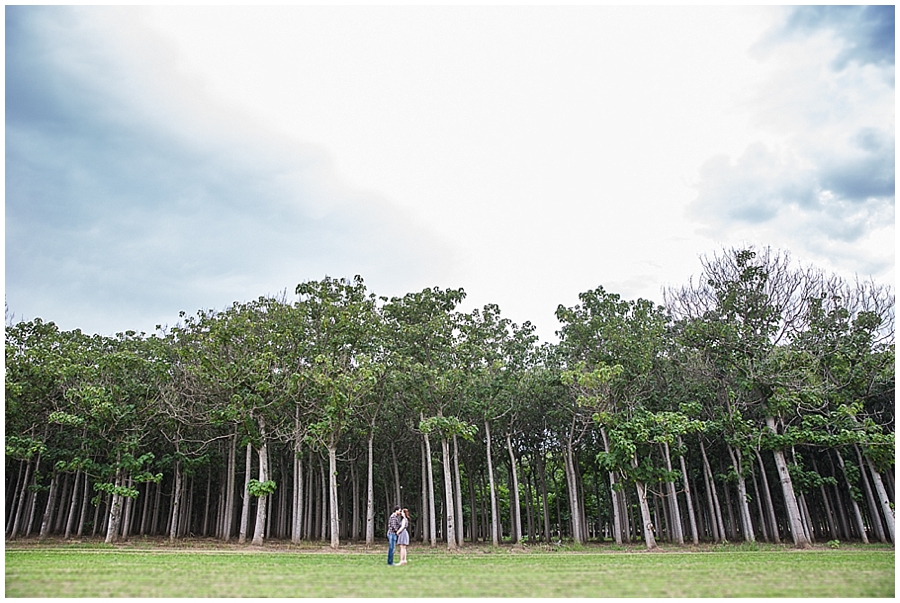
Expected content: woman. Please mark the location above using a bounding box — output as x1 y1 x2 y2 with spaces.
397 508 411 565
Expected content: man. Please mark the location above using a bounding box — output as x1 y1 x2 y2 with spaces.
386 506 402 566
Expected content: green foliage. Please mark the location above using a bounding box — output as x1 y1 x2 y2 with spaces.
248 479 277 498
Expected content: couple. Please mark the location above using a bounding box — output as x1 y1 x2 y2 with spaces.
386 506 411 566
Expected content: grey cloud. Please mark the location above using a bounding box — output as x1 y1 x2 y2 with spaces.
690 144 817 224
818 128 895 202
758 5 894 70
689 134 894 246
6 6 452 335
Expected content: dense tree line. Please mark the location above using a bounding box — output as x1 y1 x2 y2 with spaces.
6 246 895 549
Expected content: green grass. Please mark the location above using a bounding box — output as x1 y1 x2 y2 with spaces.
5 542 894 597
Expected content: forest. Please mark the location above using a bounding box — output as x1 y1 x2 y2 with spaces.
5 246 895 551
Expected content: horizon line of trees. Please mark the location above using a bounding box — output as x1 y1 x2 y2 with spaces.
5 245 895 550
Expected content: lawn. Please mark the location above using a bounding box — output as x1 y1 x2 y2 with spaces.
5 541 895 597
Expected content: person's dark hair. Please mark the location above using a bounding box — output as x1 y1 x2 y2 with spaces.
392 506 400 512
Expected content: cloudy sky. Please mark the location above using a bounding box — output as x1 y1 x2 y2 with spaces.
6 5 895 342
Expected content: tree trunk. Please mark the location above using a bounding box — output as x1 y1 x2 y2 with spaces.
727 445 754 542
239 441 252 544
420 438 428 543
168 463 182 543
600 428 623 545
40 472 60 539
77 473 91 537
765 417 810 548
327 443 340 548
440 436 457 549
121 474 134 539
318 455 327 542
662 442 685 544
854 444 887 543
864 455 894 544
700 439 724 542
834 448 868 543
366 432 375 545
633 468 657 549
292 443 303 543
676 437 698 545
224 432 237 542
9 458 33 539
424 430 437 546
54 473 72 533
754 449 781 544
485 420 500 546
751 469 769 542
465 457 478 542
506 432 522 544
564 440 584 544
535 452 551 544
809 456 836 540
453 434 465 544
351 459 359 541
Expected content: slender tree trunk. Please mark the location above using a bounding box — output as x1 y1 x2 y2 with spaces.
564 440 584 544
390 442 402 508
77 474 91 538
318 455 327 541
202 471 211 536
54 473 72 533
662 442 685 544
168 463 182 543
864 455 894 543
39 472 60 539
351 459 359 541
420 438 429 543
633 463 657 550
854 444 887 543
812 456 837 540
453 434 465 544
6 460 26 536
600 428 623 545
465 457 477 542
224 432 237 542
9 458 33 539
536 452 551 544
765 417 810 548
727 445 754 542
140 482 152 537
25 454 43 537
524 469 535 541
755 449 781 544
150 480 161 536
700 440 724 542
676 437 698 545
506 432 522 544
424 430 437 546
252 430 270 545
366 432 375 545
121 474 134 540
239 442 252 544
751 469 769 542
440 436 457 549
834 449 868 543
327 442 340 548
485 421 499 546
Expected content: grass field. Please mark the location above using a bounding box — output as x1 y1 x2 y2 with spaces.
5 540 895 597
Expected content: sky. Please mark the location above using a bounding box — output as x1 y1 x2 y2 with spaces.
5 5 895 343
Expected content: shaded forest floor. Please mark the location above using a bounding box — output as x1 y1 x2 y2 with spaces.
5 534 893 554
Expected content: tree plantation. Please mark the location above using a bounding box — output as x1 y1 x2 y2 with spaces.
5 246 895 551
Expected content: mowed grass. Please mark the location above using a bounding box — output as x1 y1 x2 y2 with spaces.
5 544 895 597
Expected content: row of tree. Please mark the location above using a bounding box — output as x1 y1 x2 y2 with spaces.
5 246 895 550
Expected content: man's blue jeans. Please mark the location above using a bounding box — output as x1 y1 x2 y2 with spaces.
387 533 398 565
